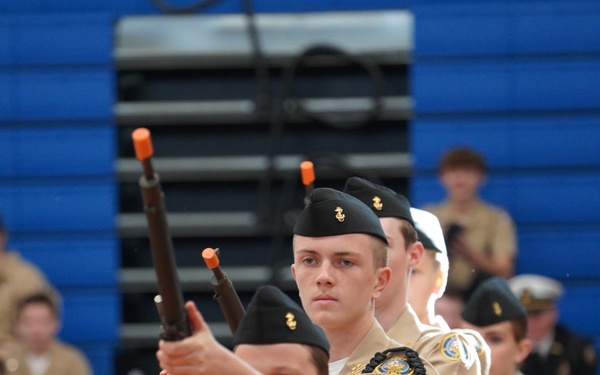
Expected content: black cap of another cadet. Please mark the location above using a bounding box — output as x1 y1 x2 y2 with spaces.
294 187 387 245
232 285 329 357
461 277 527 327
343 177 414 226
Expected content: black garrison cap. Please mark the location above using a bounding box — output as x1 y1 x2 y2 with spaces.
232 285 329 356
343 177 414 226
293 187 388 245
461 277 527 327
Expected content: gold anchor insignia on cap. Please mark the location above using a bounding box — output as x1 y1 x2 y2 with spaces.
335 206 345 222
493 301 502 317
373 196 383 210
520 289 532 305
285 312 297 330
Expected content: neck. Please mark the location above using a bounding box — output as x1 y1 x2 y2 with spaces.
28 342 51 356
449 197 478 215
374 298 407 332
325 315 374 362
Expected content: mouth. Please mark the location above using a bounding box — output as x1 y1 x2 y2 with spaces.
314 295 337 303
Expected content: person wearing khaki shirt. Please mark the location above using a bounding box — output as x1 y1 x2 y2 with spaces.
344 177 481 375
292 188 437 375
408 207 491 375
422 147 517 299
3 291 93 375
0 219 49 346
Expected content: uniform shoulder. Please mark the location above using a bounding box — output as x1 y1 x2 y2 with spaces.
415 329 477 370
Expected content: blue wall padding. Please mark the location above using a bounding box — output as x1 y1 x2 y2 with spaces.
0 69 114 120
411 116 600 171
0 125 115 177
0 14 113 66
0 182 116 232
413 2 600 57
60 293 120 342
14 238 119 288
412 59 600 113
517 230 600 280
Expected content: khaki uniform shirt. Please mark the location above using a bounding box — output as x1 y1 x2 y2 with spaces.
386 305 480 374
340 320 439 375
0 252 48 342
423 199 517 293
433 315 490 375
4 340 93 375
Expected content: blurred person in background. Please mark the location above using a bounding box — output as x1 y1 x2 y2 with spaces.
0 215 49 356
3 289 92 375
423 147 517 302
508 274 597 375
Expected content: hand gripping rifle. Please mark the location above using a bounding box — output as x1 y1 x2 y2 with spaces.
132 127 191 341
202 248 245 334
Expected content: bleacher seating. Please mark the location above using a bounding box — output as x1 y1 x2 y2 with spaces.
1 1 600 374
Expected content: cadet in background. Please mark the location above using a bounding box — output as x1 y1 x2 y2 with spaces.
508 273 597 375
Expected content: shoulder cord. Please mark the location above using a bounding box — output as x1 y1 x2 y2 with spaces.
361 346 427 375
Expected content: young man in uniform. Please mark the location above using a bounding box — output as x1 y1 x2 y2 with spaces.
461 277 532 375
508 274 597 375
291 187 435 375
158 188 432 375
343 176 480 374
408 207 491 375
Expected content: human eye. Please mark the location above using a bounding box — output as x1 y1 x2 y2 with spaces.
488 335 503 344
338 259 355 267
301 257 316 266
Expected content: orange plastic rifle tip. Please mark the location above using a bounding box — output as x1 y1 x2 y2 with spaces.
202 248 220 269
132 127 154 161
300 161 315 186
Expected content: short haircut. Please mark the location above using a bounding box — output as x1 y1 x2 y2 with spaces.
399 219 418 248
371 236 389 270
438 147 487 174
307 345 329 375
510 316 528 342
16 290 61 319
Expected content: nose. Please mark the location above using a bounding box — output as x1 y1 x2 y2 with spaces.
315 262 334 286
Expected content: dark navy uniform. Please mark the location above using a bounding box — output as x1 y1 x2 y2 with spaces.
509 274 598 375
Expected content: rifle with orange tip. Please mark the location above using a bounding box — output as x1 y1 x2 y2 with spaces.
300 160 315 205
132 127 191 341
202 248 246 334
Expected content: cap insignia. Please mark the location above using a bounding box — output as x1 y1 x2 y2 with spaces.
335 206 345 222
520 289 532 305
285 312 297 330
373 196 383 211
493 302 502 317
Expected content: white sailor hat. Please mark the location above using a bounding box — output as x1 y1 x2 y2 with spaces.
508 274 564 313
410 207 446 255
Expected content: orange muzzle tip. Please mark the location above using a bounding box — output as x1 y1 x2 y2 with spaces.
132 127 154 161
202 248 220 269
300 160 315 186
